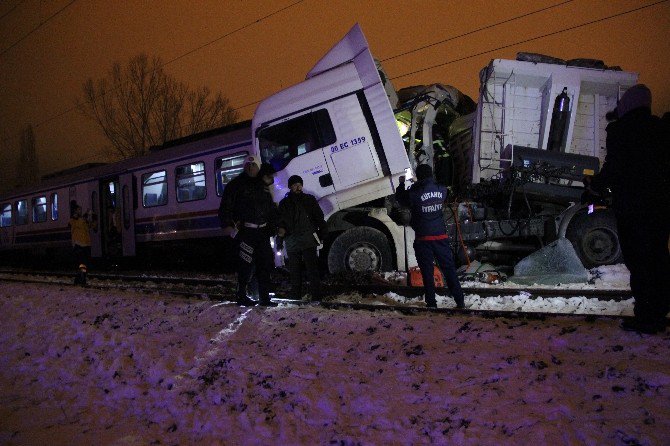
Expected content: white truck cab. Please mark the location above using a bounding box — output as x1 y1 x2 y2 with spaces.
251 24 642 274
252 24 412 273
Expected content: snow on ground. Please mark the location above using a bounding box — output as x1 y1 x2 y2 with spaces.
1 265 669 445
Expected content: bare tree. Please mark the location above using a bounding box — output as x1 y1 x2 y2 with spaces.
79 54 239 159
16 124 39 187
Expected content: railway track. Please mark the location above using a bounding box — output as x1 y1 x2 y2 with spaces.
0 268 640 323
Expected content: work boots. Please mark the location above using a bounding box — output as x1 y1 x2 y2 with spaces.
74 265 87 286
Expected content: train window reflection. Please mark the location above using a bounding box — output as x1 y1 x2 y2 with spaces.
51 193 59 220
176 162 206 202
0 203 11 227
15 200 28 225
142 170 168 207
215 151 248 196
32 196 47 223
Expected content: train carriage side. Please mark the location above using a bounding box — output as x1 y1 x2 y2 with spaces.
125 122 253 266
0 167 110 265
1 121 253 268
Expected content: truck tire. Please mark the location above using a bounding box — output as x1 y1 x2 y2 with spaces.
565 210 623 268
327 227 393 274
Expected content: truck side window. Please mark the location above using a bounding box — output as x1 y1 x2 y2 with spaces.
258 109 336 172
0 203 11 227
215 151 248 196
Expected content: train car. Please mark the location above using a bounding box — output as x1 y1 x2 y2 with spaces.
0 121 252 269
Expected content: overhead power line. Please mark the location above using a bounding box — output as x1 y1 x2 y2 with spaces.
228 0 668 113
0 0 76 58
0 0 307 164
381 0 575 63
390 0 669 81
5 0 307 137
163 0 306 68
0 0 27 22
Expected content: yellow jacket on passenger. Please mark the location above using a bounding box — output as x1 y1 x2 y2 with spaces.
69 217 91 247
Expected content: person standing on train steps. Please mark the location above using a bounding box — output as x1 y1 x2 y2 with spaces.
277 175 327 302
68 200 97 286
395 164 464 309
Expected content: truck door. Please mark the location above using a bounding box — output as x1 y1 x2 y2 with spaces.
324 93 382 189
257 108 336 202
119 173 136 256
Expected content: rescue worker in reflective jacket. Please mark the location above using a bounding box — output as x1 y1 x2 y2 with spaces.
219 156 279 307
585 84 670 334
277 175 327 301
395 164 464 309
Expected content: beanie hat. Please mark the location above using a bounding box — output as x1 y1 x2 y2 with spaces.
415 164 433 181
617 84 652 118
244 155 261 169
288 175 303 187
258 163 276 177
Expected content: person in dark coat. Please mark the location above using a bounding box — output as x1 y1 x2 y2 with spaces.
218 155 261 235
395 164 464 309
586 84 670 334
219 156 279 307
277 175 327 301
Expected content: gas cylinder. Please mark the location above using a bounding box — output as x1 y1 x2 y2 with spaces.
547 87 570 152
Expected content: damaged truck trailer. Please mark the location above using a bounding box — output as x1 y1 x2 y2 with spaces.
251 24 638 274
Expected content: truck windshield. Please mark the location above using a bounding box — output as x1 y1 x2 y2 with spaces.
257 109 336 172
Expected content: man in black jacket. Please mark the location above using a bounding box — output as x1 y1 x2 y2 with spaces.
395 164 464 309
586 84 670 333
277 175 327 301
219 156 279 307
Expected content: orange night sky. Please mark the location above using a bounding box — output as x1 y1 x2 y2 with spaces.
1 0 668 191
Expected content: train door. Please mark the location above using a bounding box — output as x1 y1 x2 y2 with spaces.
0 202 14 250
118 173 136 256
100 178 123 257
86 183 102 257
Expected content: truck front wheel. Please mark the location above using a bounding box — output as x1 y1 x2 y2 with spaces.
327 227 393 274
565 210 623 268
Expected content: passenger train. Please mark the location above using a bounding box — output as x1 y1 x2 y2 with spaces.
0 121 255 269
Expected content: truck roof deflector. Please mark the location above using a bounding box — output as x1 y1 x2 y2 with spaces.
306 23 370 79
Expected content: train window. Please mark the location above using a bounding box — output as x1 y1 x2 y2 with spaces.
142 170 168 207
122 185 131 229
175 161 206 202
32 196 47 223
15 200 28 225
0 203 11 227
257 109 335 172
215 151 248 196
51 193 59 220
